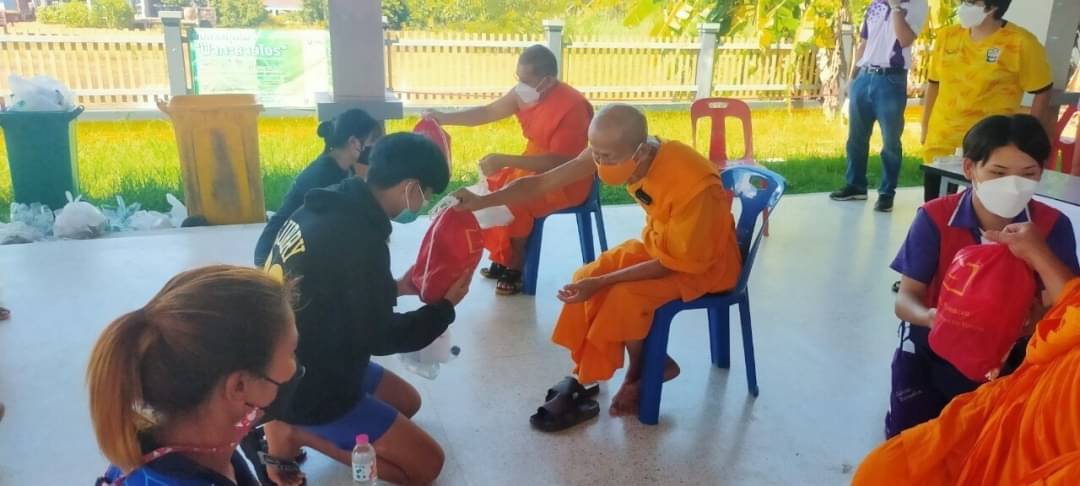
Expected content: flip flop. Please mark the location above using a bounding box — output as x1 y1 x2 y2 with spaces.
544 376 599 402
530 377 600 433
480 263 507 280
495 270 523 296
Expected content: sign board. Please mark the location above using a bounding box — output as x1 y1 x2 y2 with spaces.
189 28 332 107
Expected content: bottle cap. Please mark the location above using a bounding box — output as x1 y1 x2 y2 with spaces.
356 434 369 445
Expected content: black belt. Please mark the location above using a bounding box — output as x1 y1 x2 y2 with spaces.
862 66 907 75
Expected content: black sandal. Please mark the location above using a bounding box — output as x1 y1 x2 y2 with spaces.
530 377 601 433
480 262 507 280
544 376 599 402
496 270 523 296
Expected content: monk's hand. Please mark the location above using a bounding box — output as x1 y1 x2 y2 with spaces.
985 222 1051 266
557 277 606 304
479 154 510 177
451 188 486 212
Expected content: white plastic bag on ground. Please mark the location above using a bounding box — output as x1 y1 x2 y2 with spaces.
102 195 140 232
9 202 54 238
0 221 45 244
399 330 460 380
7 75 76 112
127 210 173 231
53 192 106 239
166 194 187 228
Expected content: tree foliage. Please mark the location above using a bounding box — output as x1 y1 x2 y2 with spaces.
213 0 268 28
91 0 135 29
38 0 134 29
623 0 960 46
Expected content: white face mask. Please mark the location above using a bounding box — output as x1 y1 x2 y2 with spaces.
513 82 541 105
957 3 990 29
974 175 1039 218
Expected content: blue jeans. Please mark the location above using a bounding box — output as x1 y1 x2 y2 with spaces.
845 70 908 196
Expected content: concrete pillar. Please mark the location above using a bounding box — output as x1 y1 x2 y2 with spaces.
543 20 565 77
161 11 188 96
695 23 721 99
317 0 403 122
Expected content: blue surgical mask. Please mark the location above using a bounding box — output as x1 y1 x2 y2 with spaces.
392 183 426 224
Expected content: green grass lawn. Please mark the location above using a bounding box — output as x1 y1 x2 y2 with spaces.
0 108 924 220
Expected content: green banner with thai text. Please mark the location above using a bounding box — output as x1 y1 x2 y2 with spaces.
189 28 331 107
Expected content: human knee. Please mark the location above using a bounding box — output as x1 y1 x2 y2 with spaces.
400 384 422 418
408 440 445 485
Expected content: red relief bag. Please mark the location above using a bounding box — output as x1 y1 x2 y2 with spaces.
929 244 1036 382
413 118 452 171
411 208 483 304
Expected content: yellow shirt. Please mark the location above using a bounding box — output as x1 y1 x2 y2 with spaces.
924 23 1052 163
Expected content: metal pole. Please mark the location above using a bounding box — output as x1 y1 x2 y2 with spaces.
695 23 721 99
161 11 188 97
543 19 565 78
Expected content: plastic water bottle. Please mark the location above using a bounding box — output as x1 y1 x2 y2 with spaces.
352 434 377 485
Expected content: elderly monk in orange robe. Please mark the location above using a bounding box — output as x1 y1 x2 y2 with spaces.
855 221 1080 485
454 105 741 430
426 44 593 296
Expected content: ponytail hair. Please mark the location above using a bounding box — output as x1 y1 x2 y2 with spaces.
87 265 295 472
317 109 381 154
87 310 154 471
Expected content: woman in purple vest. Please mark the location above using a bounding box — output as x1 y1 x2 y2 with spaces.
886 114 1080 437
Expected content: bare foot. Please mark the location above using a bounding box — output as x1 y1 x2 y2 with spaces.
664 356 681 382
609 380 641 417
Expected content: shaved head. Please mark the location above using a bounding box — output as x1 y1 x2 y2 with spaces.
589 104 649 163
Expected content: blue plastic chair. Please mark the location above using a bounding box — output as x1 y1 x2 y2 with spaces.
521 177 609 296
637 165 786 425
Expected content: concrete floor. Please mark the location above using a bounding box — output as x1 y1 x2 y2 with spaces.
0 188 935 485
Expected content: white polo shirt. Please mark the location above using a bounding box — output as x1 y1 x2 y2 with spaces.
857 0 929 70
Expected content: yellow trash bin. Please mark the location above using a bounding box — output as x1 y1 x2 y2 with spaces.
159 94 266 226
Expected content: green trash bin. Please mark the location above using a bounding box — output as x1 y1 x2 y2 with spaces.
0 106 84 210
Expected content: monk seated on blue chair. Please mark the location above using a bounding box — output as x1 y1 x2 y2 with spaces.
454 104 742 430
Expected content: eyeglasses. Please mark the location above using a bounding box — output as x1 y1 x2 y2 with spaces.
260 365 306 387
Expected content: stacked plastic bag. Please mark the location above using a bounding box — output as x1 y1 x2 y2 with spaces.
6 75 77 112
0 193 188 245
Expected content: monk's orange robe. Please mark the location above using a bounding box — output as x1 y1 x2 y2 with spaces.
854 278 1080 485
483 82 593 266
551 141 742 383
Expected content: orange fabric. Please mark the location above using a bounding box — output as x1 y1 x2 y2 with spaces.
854 278 1080 486
551 141 742 383
482 82 593 266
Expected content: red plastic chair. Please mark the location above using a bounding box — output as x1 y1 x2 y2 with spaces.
1052 104 1078 174
691 97 755 167
690 97 769 234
